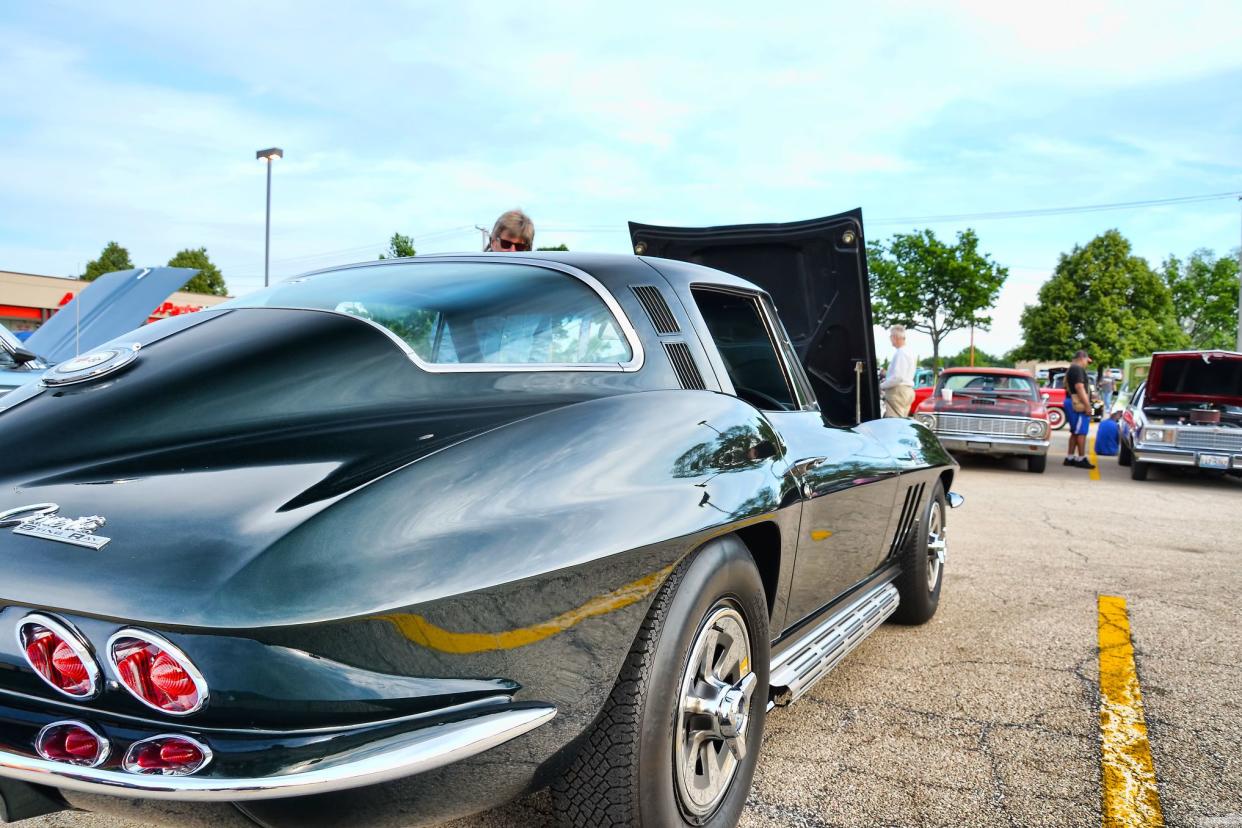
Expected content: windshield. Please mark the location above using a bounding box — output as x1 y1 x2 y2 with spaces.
940 373 1037 397
224 261 634 368
0 326 34 370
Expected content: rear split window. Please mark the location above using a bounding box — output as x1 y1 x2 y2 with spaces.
225 262 633 368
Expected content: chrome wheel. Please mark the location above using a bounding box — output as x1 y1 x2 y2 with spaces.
674 604 757 820
926 500 946 591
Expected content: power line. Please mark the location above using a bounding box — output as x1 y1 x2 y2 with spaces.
258 191 1242 269
868 191 1242 226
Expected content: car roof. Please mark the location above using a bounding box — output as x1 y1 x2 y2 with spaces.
941 366 1035 378
300 251 765 298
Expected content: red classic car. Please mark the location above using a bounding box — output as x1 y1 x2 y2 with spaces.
913 367 1052 473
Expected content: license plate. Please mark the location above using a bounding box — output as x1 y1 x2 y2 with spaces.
967 442 991 451
1198 453 1230 469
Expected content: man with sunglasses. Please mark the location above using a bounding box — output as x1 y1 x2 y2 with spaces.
486 209 535 252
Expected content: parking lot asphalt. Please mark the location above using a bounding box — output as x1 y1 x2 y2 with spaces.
27 428 1242 828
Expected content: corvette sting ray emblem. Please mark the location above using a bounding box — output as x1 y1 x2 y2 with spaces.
1 503 111 550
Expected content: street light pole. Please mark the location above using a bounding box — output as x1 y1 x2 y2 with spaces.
1236 196 1241 351
256 148 284 287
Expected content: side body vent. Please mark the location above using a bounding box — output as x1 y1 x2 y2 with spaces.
888 482 926 557
663 342 706 390
631 285 681 335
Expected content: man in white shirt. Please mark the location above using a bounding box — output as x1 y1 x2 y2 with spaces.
880 324 915 417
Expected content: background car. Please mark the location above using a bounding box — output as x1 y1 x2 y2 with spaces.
913 367 1051 473
0 212 961 828
1118 350 1242 481
0 267 196 398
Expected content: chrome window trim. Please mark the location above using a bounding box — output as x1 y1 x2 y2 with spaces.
35 720 111 768
15 613 103 700
106 628 210 717
122 733 213 776
241 257 645 374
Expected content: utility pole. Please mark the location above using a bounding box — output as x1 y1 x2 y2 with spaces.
1236 197 1241 351
475 225 490 250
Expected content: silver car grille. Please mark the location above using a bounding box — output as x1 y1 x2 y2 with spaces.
937 414 1029 437
1174 428 1242 453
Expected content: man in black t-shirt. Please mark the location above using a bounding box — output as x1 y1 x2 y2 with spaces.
1062 350 1095 468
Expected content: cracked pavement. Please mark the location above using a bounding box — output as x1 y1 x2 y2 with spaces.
29 431 1242 827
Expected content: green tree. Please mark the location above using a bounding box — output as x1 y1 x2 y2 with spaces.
867 228 1007 372
378 233 416 259
167 247 228 296
925 347 1008 369
1160 248 1239 350
536 243 569 251
81 241 133 281
1013 230 1186 370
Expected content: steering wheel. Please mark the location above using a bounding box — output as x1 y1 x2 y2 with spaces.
735 386 792 411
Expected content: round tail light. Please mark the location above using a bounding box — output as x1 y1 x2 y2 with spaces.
35 721 110 767
16 615 101 698
107 630 207 716
122 734 212 776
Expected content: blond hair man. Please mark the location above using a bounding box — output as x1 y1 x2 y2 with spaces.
881 324 916 417
486 209 535 252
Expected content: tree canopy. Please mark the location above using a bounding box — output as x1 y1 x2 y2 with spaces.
378 233 416 259
1013 230 1186 369
167 247 228 296
921 347 1009 369
1160 248 1239 350
81 241 133 281
536 243 569 251
867 228 1007 372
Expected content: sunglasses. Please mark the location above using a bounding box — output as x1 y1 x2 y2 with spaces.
493 236 530 251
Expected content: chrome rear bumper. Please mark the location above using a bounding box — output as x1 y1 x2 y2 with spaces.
0 705 554 802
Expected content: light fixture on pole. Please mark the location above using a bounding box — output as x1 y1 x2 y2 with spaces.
256 147 284 287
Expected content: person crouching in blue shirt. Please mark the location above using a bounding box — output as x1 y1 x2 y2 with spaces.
1095 411 1121 456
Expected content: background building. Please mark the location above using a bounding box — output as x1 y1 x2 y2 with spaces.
0 269 228 334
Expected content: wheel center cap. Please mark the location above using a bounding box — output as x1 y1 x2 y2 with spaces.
716 687 748 739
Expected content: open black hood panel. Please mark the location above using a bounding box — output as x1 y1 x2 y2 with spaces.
629 209 879 423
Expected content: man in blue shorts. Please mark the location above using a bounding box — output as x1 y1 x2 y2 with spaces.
1063 349 1095 469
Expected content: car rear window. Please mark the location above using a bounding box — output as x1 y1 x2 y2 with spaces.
941 373 1037 396
224 261 634 367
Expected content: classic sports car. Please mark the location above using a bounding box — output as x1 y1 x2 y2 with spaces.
0 267 197 398
1118 350 1242 481
0 211 960 828
913 367 1051 473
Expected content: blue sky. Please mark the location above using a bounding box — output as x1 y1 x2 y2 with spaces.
1 0 1240 359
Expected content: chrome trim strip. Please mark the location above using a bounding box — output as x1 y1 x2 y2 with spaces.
234 257 645 374
15 613 103 700
0 705 556 801
122 733 213 776
937 436 1051 452
0 688 511 737
770 582 899 705
106 629 209 717
35 720 111 768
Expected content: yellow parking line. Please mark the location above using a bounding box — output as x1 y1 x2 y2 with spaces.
1098 595 1164 827
1088 431 1101 481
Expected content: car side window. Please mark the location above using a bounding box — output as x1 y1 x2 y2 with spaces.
691 287 798 411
